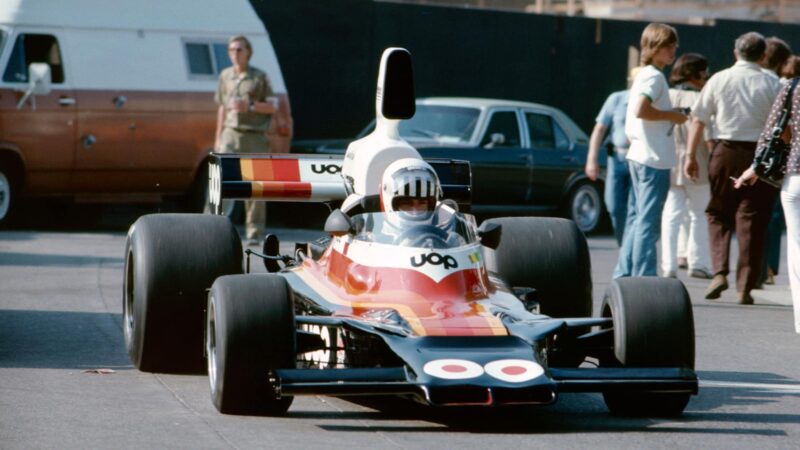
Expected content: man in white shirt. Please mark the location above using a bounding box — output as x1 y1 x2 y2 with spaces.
685 32 782 304
613 23 688 278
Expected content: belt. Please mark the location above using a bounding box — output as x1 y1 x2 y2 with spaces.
718 139 756 146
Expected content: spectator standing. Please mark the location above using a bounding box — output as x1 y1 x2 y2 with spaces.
756 36 792 287
661 53 713 279
758 37 792 286
734 80 800 334
782 55 800 80
613 23 688 278
585 69 638 245
762 37 792 81
214 35 279 245
685 32 782 304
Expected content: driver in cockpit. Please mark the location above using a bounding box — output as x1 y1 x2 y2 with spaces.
379 158 463 248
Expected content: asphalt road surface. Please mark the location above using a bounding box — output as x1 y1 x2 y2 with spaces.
1 206 799 449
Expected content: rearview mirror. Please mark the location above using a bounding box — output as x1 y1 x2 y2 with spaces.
29 63 52 95
16 63 52 110
477 221 502 249
324 209 353 236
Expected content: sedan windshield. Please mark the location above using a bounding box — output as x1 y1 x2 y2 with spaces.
397 105 480 145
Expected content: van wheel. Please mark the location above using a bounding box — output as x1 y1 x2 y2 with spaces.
124 213 243 373
564 182 602 234
0 163 19 228
600 277 695 417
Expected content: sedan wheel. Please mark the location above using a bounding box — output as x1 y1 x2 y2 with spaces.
567 183 601 233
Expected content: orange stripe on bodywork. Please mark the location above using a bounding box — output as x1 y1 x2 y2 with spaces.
250 181 312 198
240 159 301 182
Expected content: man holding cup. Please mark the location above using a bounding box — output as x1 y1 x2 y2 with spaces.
214 34 279 245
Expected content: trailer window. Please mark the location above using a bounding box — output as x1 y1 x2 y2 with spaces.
185 41 232 77
2 33 65 83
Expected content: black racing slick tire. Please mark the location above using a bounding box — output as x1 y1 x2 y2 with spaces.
123 213 242 373
482 217 592 319
600 277 695 417
207 275 296 415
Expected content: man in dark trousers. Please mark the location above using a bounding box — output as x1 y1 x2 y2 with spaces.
684 32 781 304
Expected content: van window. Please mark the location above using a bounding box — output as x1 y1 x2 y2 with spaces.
185 41 232 77
2 33 65 83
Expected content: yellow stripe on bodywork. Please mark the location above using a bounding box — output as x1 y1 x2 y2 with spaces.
475 303 508 336
240 159 254 181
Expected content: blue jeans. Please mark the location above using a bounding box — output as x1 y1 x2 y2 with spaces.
605 150 635 245
613 161 671 278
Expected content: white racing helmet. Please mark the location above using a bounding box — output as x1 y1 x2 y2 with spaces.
380 158 441 228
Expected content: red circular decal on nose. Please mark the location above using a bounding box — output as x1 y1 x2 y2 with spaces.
423 359 484 380
501 366 526 376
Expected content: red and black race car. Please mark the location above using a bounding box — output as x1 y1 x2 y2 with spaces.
122 48 697 417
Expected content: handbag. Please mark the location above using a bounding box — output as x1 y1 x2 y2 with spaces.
753 77 800 188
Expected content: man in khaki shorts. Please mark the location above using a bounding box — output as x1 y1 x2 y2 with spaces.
214 35 278 244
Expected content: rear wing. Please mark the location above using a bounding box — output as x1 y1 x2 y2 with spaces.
207 153 471 214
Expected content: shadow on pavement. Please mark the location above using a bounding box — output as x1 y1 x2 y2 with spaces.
0 251 123 267
0 309 131 370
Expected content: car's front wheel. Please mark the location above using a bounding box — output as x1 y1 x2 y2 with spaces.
207 274 296 415
564 181 603 233
600 277 695 417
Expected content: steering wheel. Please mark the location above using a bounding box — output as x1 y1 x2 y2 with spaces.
393 224 450 248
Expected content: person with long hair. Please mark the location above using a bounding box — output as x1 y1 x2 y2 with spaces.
613 23 688 278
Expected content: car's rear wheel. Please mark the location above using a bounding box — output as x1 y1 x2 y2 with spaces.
564 182 602 234
600 277 695 417
482 217 592 319
123 213 242 373
207 274 296 415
